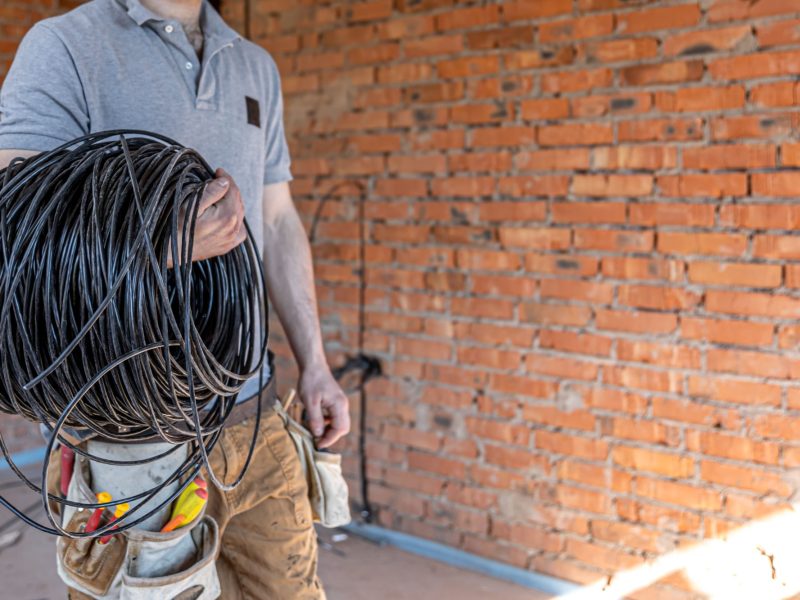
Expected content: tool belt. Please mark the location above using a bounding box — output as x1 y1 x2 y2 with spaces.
53 377 350 598
52 373 278 599
56 447 220 599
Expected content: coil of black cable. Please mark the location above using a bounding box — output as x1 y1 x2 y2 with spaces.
0 130 268 537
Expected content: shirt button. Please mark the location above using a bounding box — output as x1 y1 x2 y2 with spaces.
165 24 174 33
185 62 193 70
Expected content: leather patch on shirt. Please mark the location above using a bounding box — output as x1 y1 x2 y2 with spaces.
245 96 260 127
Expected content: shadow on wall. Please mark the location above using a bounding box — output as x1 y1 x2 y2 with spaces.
556 503 800 600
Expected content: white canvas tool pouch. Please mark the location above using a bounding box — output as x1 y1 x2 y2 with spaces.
274 389 351 528
118 516 219 600
56 452 221 600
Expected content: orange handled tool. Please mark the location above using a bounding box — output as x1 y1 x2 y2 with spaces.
98 502 130 545
84 492 112 534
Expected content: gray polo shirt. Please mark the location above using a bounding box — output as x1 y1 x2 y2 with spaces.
0 0 291 402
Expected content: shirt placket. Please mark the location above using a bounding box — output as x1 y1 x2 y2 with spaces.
156 20 202 101
196 36 235 111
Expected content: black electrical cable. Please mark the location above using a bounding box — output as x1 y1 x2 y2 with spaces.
0 130 269 537
309 181 381 523
354 179 375 523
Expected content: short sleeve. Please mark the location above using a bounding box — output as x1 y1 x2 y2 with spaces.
0 23 89 151
262 54 292 185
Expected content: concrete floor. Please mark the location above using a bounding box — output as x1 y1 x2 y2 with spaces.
317 528 544 600
0 466 544 600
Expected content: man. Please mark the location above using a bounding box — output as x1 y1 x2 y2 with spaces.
0 0 350 597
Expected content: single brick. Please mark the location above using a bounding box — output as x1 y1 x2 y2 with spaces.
664 25 752 56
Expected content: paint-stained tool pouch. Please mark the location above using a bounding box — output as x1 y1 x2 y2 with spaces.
274 389 351 528
58 507 127 598
57 453 126 598
56 452 221 599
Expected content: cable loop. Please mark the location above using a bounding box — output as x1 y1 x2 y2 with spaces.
0 130 268 537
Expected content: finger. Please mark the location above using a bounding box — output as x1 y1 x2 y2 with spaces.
227 184 245 223
239 198 247 237
234 225 247 246
236 193 245 223
317 396 350 449
305 396 325 439
231 191 245 226
198 174 230 215
217 168 241 201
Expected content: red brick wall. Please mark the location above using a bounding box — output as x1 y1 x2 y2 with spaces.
6 0 800 597
255 1 800 597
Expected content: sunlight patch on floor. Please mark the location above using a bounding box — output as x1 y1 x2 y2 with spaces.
556 506 800 600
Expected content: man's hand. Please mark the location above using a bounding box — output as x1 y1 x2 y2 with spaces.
298 364 350 449
168 167 246 266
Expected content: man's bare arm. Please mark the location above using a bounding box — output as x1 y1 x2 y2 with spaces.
262 181 350 448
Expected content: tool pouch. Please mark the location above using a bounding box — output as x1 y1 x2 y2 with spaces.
58 508 127 598
274 389 351 528
56 453 221 600
118 516 219 600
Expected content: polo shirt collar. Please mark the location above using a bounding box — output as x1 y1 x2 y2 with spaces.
200 2 241 45
119 0 159 26
118 0 240 45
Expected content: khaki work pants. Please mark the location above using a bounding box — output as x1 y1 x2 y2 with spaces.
53 407 325 600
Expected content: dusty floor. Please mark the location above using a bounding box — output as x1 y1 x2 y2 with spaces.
0 465 544 600
316 528 544 600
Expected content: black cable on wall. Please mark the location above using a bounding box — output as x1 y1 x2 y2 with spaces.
310 181 382 523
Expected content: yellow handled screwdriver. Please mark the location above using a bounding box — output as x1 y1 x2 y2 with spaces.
160 476 208 533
